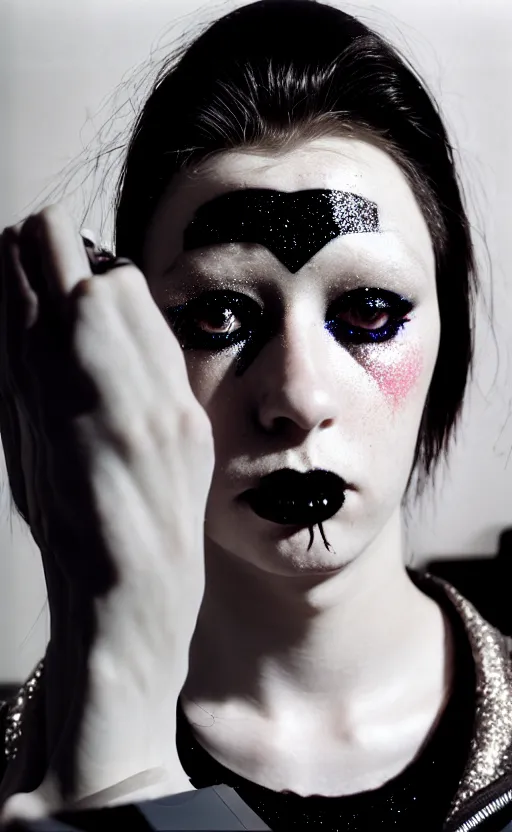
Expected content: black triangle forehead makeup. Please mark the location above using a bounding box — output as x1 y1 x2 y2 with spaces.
183 189 380 273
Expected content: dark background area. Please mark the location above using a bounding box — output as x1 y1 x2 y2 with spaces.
425 527 512 638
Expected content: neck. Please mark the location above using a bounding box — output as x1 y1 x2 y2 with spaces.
183 510 449 718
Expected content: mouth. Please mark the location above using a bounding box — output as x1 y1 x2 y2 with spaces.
240 468 348 526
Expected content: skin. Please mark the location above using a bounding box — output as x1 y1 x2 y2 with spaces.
143 137 452 796
182 188 380 273
0 209 208 815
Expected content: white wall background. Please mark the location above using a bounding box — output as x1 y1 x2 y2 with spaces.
0 0 511 683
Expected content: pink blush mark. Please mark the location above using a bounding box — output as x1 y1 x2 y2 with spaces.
366 345 423 407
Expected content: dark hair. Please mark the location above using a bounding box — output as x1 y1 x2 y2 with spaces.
115 0 477 491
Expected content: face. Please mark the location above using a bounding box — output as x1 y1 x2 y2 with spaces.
143 137 440 576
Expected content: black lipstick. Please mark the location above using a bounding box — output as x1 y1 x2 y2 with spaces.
242 469 347 527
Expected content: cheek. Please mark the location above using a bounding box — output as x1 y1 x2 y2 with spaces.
363 343 425 409
182 354 220 402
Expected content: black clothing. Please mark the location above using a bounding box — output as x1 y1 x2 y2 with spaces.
176 574 476 830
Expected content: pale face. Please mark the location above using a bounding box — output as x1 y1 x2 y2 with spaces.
143 137 440 576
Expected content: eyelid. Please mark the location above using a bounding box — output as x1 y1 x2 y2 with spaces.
183 289 262 314
165 285 414 353
165 287 415 329
164 281 262 308
164 290 264 333
324 277 419 306
167 281 414 304
326 287 414 316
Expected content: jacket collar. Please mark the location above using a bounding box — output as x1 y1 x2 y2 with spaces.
420 574 512 826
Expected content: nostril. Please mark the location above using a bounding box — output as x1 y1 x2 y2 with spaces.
272 416 292 433
257 415 312 447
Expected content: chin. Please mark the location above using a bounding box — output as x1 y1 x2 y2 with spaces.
268 526 358 576
205 512 358 578
243 542 354 579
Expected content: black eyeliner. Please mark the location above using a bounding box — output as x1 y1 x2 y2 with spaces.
325 288 413 345
164 290 263 352
164 287 414 362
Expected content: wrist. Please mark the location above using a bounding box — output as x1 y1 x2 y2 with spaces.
0 763 194 821
67 765 195 811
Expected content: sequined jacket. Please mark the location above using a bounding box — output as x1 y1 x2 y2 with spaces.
1 579 512 832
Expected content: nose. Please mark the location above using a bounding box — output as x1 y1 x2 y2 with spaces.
254 314 338 436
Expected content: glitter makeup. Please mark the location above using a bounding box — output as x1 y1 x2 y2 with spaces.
361 343 424 408
166 285 414 377
183 189 380 273
170 189 383 374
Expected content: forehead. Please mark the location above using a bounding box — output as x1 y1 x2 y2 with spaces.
143 137 434 277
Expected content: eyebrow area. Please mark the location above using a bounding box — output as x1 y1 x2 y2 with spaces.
183 188 380 273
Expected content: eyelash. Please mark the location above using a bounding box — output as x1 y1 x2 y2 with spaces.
164 289 413 351
325 288 413 344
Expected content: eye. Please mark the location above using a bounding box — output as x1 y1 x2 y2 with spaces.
325 288 413 345
194 305 240 335
164 290 262 351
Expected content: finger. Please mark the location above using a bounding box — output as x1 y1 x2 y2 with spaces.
0 396 30 523
96 265 191 393
0 228 39 357
0 790 50 823
0 229 41 526
19 205 92 311
69 280 158 424
0 229 42 466
82 245 132 276
1 228 63 416
12 210 97 422
79 228 97 248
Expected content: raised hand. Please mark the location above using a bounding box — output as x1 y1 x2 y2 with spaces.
0 205 214 816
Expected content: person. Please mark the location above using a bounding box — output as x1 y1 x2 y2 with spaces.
0 0 511 829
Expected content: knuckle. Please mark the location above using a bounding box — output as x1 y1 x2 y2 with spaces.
68 279 114 328
146 409 175 452
19 204 68 245
70 276 98 301
2 222 22 241
37 203 65 226
28 204 62 235
70 275 124 312
145 401 212 452
104 264 144 291
106 415 150 459
176 402 213 445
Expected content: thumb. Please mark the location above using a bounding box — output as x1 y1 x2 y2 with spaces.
0 780 60 826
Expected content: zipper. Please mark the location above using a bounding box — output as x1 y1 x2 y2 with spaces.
448 789 512 832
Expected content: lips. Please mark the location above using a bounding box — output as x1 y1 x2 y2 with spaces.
241 469 347 526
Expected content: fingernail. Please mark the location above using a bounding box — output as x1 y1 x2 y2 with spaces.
91 254 133 275
80 228 97 248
